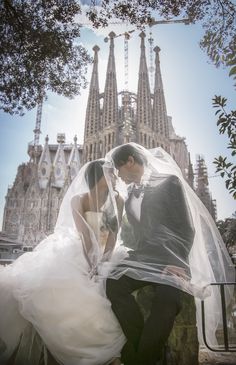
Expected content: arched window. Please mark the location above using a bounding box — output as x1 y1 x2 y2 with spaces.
144 134 147 146
94 142 97 159
140 133 143 144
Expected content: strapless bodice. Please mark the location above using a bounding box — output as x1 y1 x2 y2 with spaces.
84 211 109 248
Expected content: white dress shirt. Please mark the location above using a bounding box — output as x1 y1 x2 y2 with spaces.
128 168 151 221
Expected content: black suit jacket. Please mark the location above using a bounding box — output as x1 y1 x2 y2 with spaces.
125 174 195 269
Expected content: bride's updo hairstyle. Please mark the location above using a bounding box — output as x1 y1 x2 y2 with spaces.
84 159 105 190
111 144 147 168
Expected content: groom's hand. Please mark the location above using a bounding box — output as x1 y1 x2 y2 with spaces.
163 265 187 279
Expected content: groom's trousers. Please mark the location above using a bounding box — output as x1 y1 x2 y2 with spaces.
106 275 182 365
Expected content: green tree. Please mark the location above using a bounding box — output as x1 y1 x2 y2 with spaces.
213 96 236 198
217 217 236 252
1 1 236 115
87 0 236 83
0 0 92 115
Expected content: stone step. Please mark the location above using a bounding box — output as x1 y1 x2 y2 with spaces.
199 348 236 364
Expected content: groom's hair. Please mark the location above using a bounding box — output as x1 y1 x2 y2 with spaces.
85 159 105 189
112 144 147 168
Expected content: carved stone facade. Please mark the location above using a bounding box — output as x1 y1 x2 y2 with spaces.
83 32 191 181
1 31 216 248
2 136 82 247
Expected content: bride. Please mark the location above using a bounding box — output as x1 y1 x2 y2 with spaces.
0 159 126 365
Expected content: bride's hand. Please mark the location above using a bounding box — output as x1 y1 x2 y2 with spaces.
89 264 98 279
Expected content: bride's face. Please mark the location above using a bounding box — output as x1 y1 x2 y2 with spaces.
95 175 108 191
95 174 116 192
107 171 117 189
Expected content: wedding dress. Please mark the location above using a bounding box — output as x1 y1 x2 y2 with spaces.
0 210 126 365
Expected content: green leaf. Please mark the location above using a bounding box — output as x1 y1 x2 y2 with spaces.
225 179 231 189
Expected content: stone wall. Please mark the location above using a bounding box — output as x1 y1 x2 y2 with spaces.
136 286 199 365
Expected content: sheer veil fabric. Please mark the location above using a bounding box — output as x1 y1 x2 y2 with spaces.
103 143 235 349
0 144 234 363
0 159 126 365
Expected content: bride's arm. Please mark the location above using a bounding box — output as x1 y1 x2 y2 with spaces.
71 195 95 269
103 195 124 260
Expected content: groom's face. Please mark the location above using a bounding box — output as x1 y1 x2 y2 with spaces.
117 156 143 185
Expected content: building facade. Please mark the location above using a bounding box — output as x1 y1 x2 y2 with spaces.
83 32 190 179
2 135 82 248
1 31 216 251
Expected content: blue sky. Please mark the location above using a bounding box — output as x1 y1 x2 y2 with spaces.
0 20 235 229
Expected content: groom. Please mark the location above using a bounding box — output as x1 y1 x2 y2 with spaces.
106 144 195 365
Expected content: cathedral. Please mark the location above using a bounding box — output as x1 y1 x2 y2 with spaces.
1 31 216 251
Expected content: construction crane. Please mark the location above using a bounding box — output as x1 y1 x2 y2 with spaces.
104 29 135 92
28 89 44 162
147 18 190 91
103 18 190 139
104 18 190 93
33 94 43 148
149 18 190 26
148 30 155 91
105 30 135 131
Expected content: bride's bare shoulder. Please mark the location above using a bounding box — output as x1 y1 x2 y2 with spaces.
71 193 88 211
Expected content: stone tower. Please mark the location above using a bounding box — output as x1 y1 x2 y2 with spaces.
83 32 190 179
136 32 153 146
195 155 217 220
83 45 101 162
152 46 170 147
101 32 119 154
83 32 119 163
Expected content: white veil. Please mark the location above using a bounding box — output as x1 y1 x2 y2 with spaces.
54 158 124 271
0 158 126 364
103 143 235 350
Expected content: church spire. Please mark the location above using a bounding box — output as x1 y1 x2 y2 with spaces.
136 32 152 143
187 152 194 189
38 135 51 189
153 46 169 138
53 134 67 188
68 135 80 181
28 90 44 163
195 155 216 220
102 32 119 131
83 45 102 162
84 45 101 140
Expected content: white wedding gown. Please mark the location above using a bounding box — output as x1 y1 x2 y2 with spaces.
0 212 126 365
